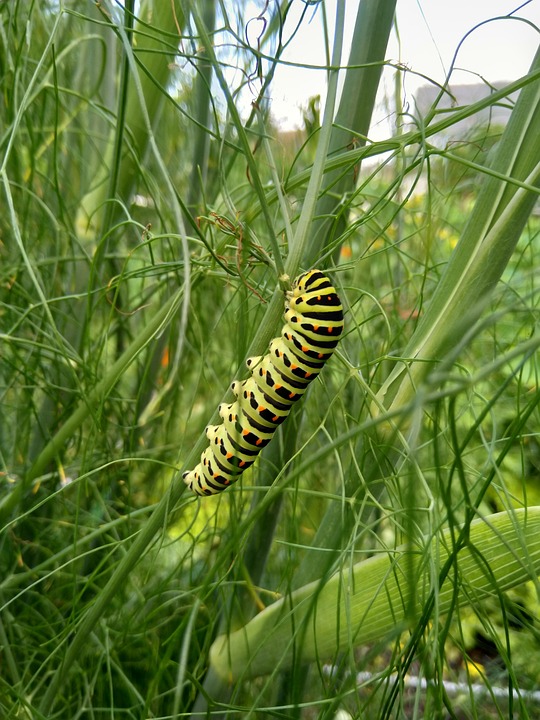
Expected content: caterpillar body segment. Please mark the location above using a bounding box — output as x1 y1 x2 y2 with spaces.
281 325 337 363
267 337 324 381
249 349 321 385
183 269 344 496
283 308 342 343
231 382 290 427
217 403 274 450
247 354 308 404
205 425 259 473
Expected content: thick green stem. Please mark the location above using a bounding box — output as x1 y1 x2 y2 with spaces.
210 508 540 681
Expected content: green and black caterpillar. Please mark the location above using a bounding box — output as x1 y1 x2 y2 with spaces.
183 269 344 496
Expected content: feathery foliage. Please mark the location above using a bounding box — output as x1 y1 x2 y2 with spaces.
1 1 539 718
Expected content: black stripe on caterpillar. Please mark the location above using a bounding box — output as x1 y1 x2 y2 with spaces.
183 269 344 496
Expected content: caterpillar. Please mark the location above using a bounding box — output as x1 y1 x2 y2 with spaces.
183 269 344 496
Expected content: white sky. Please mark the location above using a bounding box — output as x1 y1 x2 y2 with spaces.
266 0 540 131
